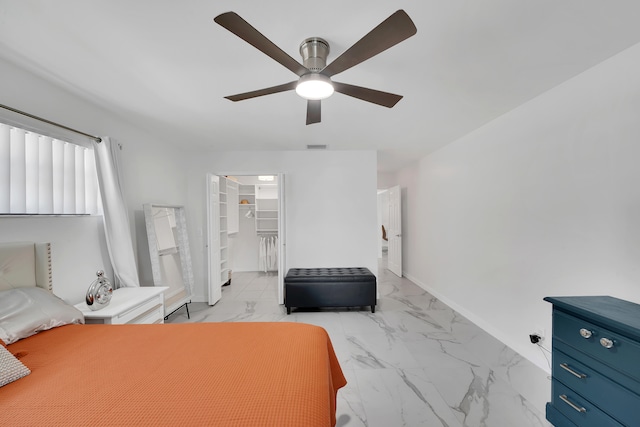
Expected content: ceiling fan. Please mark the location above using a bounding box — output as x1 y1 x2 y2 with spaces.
214 10 417 125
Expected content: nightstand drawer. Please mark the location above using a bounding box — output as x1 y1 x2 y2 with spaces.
554 310 640 383
551 380 624 427
112 293 163 324
132 304 164 324
553 348 640 426
77 287 167 325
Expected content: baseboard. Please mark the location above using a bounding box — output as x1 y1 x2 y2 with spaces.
403 271 550 374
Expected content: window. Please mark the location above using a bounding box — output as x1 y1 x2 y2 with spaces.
0 123 100 215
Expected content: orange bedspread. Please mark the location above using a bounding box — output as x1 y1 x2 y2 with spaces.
2 322 346 427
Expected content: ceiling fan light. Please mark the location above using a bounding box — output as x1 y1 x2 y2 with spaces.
296 74 334 100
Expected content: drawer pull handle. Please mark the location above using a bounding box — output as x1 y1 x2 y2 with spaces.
559 363 587 379
600 337 614 349
559 394 586 413
579 328 593 339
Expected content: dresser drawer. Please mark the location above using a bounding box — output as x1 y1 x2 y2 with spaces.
554 310 640 383
551 380 624 427
546 403 578 427
553 348 640 426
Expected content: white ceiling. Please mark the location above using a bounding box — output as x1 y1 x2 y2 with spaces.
1 1 640 172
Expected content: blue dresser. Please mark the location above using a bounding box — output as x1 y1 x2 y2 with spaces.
544 296 640 427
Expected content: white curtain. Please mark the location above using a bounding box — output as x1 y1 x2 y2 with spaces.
92 136 139 288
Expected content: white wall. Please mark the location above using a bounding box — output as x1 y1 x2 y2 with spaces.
185 151 379 302
230 211 261 272
377 172 397 190
0 56 189 301
397 41 640 371
0 216 110 304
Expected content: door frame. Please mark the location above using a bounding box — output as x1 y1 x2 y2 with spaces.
206 171 286 304
387 185 403 277
277 173 285 304
206 173 222 305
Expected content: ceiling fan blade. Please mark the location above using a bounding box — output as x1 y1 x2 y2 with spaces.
215 12 308 77
224 81 297 102
306 100 321 125
332 81 403 108
321 10 417 78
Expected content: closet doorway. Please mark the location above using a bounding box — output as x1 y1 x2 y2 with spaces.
206 173 286 306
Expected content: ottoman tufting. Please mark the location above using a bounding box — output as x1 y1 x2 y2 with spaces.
284 267 376 314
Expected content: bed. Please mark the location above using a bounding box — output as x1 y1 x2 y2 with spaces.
0 243 346 427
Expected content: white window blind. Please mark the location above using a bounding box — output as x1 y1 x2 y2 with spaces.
0 123 100 215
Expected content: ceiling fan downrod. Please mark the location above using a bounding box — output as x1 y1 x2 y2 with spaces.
299 37 330 71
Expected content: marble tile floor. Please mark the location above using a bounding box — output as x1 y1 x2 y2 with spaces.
167 263 552 427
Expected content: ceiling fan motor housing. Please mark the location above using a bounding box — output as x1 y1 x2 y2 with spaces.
299 37 330 72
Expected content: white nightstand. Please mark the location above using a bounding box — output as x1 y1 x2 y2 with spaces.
75 287 168 325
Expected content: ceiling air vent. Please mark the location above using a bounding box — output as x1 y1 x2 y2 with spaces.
306 144 328 150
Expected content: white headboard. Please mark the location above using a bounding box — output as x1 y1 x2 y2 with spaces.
0 242 52 292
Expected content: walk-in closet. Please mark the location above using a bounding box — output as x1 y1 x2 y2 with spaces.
207 174 282 306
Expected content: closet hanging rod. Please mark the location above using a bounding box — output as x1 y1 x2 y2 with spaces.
0 103 102 143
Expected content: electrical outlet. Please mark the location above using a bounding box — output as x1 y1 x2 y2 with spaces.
533 326 546 343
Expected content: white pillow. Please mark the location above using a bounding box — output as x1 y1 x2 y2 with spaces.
0 287 84 345
0 344 30 387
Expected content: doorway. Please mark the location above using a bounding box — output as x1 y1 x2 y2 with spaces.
207 173 286 306
377 185 402 277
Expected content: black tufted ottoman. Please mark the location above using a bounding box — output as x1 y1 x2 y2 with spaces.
285 267 376 314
